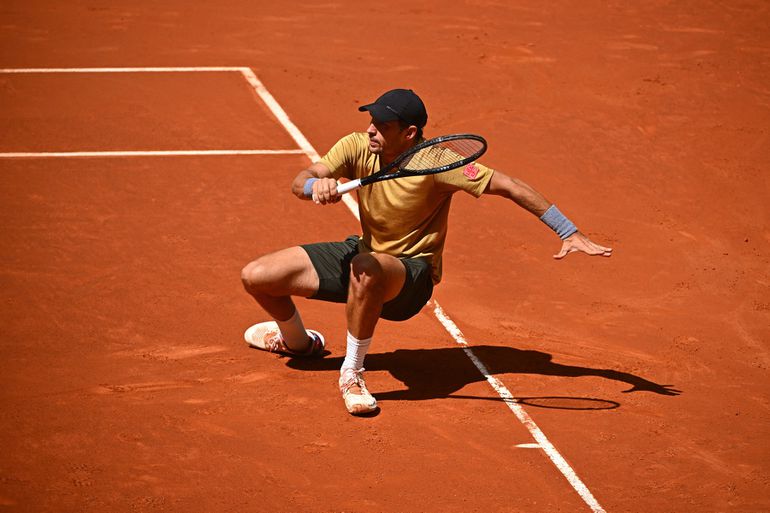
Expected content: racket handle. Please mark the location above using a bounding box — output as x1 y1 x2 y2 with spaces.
336 179 362 195
303 178 362 198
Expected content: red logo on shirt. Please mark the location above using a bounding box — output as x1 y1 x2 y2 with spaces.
463 163 480 179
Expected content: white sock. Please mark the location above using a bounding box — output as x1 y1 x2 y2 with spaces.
275 309 309 351
341 331 372 374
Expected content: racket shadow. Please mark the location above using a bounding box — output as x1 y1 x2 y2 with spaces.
284 344 682 407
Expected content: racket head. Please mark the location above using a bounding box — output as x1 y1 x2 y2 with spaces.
398 134 487 176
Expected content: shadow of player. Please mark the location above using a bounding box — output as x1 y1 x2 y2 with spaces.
282 344 681 404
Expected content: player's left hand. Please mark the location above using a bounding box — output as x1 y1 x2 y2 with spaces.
554 232 613 259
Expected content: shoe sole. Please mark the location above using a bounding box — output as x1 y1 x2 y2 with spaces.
346 401 379 415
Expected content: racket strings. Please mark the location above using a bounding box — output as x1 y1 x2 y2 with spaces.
401 138 484 173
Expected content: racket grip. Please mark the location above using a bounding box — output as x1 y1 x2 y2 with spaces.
336 179 362 195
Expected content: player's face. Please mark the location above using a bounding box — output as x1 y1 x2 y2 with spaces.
366 118 412 159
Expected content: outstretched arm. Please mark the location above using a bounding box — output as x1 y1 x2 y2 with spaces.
483 170 612 259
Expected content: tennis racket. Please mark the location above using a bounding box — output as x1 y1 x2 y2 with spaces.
307 133 487 196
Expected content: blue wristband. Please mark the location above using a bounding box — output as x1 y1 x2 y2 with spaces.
303 178 318 197
540 205 578 239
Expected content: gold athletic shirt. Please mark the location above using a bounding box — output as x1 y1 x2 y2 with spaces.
319 132 494 284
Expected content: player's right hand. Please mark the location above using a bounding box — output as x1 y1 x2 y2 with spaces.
312 177 342 205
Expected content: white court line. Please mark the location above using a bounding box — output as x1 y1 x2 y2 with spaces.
253 76 606 513
0 67 308 161
432 301 607 513
0 67 245 73
0 150 305 159
238 68 360 216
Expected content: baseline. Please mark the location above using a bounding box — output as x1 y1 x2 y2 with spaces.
1 150 305 159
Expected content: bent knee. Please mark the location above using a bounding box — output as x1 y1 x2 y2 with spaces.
350 253 384 281
349 253 407 302
241 249 319 298
241 259 268 292
349 254 388 298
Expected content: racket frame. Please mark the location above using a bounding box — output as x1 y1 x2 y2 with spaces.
335 133 487 195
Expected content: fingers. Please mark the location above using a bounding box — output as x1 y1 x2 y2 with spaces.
587 243 613 257
553 236 613 259
591 242 613 256
596 242 612 256
312 178 341 205
553 246 574 259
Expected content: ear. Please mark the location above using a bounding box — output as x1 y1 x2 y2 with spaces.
404 125 418 141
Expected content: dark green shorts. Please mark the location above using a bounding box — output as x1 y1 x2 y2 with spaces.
301 235 434 322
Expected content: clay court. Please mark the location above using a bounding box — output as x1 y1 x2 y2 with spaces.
1 1 769 512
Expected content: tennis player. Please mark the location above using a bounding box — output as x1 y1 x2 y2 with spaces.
241 88 612 415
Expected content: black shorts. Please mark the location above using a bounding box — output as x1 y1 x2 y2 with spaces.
301 235 434 322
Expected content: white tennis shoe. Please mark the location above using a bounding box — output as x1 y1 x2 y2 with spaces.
244 321 325 358
339 368 378 415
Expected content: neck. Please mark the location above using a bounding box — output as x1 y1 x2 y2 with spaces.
381 140 416 166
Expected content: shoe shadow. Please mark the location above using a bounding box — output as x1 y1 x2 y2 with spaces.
285 344 682 408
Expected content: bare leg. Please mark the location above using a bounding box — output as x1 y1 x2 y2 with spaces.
338 252 405 414
346 252 406 339
241 246 319 349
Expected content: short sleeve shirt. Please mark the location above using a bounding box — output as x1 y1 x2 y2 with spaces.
318 132 494 284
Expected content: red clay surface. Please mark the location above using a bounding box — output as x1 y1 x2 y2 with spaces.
1 1 769 512
0 73 296 152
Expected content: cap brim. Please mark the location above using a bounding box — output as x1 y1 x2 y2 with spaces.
358 103 400 123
